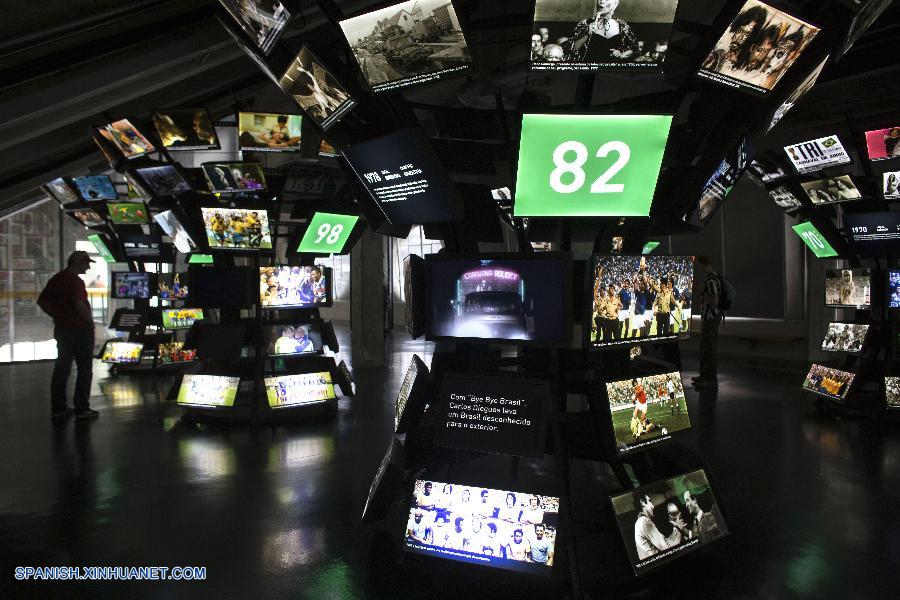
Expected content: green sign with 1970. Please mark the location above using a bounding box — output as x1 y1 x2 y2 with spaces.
514 114 672 217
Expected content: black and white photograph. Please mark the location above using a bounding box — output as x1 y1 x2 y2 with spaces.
339 0 472 92
801 175 862 205
884 171 900 200
821 322 869 353
278 46 356 130
219 0 290 54
769 186 801 210
151 109 220 151
698 0 819 93
531 0 680 70
611 469 727 573
885 376 900 409
825 268 870 308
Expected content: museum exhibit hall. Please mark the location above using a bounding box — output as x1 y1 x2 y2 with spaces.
2 0 900 598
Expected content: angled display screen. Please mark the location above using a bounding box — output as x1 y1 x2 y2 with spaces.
844 212 900 254
801 176 861 205
264 372 337 408
590 255 694 347
343 128 464 225
260 266 332 308
606 372 691 454
107 202 149 225
792 222 837 258
530 0 679 71
802 364 854 401
152 108 220 151
339 0 472 93
161 308 204 330
696 135 755 223
884 172 900 200
278 46 356 130
44 178 81 205
87 234 117 263
218 0 290 54
158 342 197 364
68 209 105 228
154 210 197 254
611 469 727 574
297 212 360 255
515 114 672 217
200 207 272 251
238 112 302 152
177 374 239 408
821 323 868 353
698 1 819 94
201 162 267 193
427 254 569 344
405 479 559 576
769 187 801 210
158 273 188 300
133 165 192 196
111 272 152 299
264 322 322 356
864 126 900 161
72 175 117 201
96 119 155 160
784 135 851 174
825 268 870 308
768 56 829 132
885 377 900 410
100 341 144 364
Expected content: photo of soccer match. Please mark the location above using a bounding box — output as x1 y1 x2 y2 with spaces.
200 207 272 250
158 273 188 300
107 202 148 225
157 342 197 364
404 480 559 576
821 323 869 353
265 372 336 408
611 469 727 573
176 375 240 408
590 255 694 347
885 377 900 409
112 272 151 299
259 265 329 308
605 372 691 454
238 112 302 152
101 341 144 364
802 364 855 401
825 268 870 308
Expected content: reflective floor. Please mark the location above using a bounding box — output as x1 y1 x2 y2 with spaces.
1 329 899 599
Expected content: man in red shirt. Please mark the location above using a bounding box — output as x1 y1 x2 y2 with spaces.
37 251 100 420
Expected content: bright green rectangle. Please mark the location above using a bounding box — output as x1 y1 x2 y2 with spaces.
298 212 359 254
642 241 661 255
87 234 116 263
188 253 214 264
792 221 838 258
514 114 672 217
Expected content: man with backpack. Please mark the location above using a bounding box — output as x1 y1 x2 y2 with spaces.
693 256 733 389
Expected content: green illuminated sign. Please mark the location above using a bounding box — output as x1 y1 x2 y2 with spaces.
514 114 672 217
792 221 838 258
642 241 661 255
297 212 359 254
87 234 116 263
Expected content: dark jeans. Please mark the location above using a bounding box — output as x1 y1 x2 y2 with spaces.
699 317 721 381
51 326 94 412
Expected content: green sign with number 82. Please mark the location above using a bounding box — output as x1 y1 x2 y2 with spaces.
514 114 672 217
297 212 360 254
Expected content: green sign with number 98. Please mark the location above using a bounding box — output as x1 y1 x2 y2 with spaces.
297 212 360 254
514 114 672 217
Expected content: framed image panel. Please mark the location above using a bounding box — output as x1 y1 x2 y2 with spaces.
825 268 870 308
151 108 220 151
821 323 869 353
802 364 854 401
801 176 862 205
605 372 691 454
278 46 357 130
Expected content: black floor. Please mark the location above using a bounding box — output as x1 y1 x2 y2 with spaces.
1 330 899 599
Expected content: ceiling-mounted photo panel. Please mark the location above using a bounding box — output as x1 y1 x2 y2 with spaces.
698 0 819 94
530 0 680 71
767 56 829 132
151 109 221 151
218 0 290 54
339 0 472 93
278 46 357 131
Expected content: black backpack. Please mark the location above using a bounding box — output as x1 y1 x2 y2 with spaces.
717 275 736 312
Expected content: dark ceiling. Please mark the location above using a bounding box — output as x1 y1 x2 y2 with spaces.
1 0 898 230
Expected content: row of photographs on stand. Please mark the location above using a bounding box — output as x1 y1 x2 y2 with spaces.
802 366 900 408
823 267 900 310
400 469 727 578
173 372 338 409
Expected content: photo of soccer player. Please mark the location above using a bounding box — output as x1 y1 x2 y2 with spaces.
158 273 188 300
883 172 900 200
885 377 900 410
238 113 302 152
339 0 472 92
802 364 855 401
606 372 691 453
611 469 727 574
264 323 321 356
218 0 290 54
404 480 559 576
821 323 868 353
151 109 220 151
279 47 356 130
531 0 680 71
96 119 155 159
698 0 819 94
200 208 272 250
100 341 144 364
590 255 694 347
801 176 862 205
201 162 267 193
825 268 870 308
264 372 336 408
157 342 197 364
259 265 329 308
